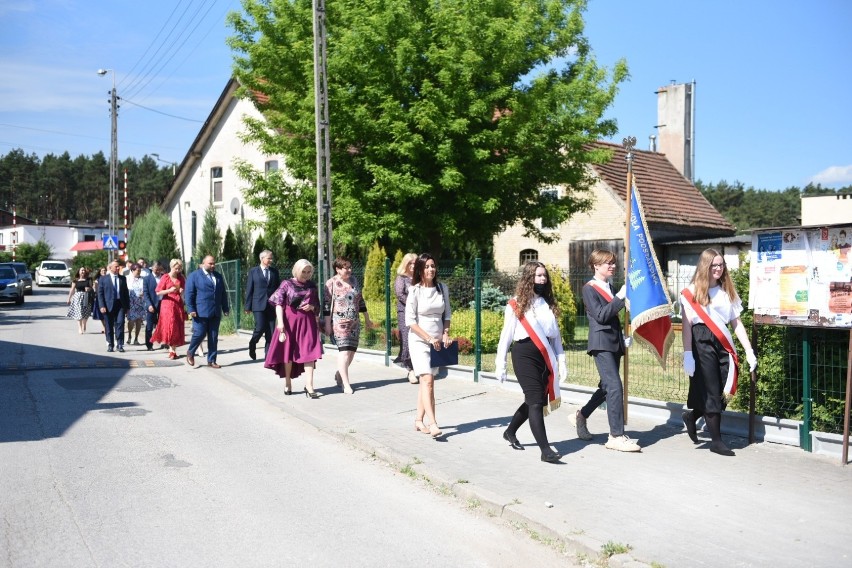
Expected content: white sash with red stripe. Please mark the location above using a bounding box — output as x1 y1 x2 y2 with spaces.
508 298 561 414
681 288 739 395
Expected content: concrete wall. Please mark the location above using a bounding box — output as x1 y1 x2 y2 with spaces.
801 194 852 226
492 175 625 272
166 96 285 263
656 82 692 179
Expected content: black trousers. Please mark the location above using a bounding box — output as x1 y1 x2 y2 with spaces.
145 305 159 348
689 323 729 414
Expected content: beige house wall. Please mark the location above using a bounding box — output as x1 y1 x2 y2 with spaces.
493 177 625 272
801 194 852 226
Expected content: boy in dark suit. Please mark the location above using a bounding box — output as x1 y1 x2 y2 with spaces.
577 249 640 452
185 255 230 368
243 250 280 360
97 260 131 352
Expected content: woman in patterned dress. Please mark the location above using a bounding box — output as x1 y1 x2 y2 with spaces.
151 259 187 359
66 267 93 334
394 253 418 384
323 257 373 394
265 259 323 397
126 263 146 344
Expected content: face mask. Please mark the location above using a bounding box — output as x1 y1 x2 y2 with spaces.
533 283 546 296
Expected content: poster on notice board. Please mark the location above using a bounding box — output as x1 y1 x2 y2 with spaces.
750 225 852 327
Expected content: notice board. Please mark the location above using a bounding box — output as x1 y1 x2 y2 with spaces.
750 224 852 328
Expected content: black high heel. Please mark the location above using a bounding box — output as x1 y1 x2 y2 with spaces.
540 450 562 463
304 387 319 399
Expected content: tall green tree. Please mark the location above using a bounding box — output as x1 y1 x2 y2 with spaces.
127 206 181 265
222 226 239 260
195 204 223 262
228 0 628 256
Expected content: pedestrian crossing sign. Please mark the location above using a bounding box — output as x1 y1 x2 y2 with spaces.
102 235 119 250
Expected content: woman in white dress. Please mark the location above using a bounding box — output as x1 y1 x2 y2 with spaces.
406 253 451 439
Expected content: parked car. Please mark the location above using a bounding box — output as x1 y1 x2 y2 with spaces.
0 265 25 305
0 261 33 295
35 260 71 287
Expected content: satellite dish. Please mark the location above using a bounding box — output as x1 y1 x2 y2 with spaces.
230 197 241 215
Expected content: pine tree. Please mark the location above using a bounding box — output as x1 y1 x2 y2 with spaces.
222 226 238 260
362 241 386 302
195 204 223 262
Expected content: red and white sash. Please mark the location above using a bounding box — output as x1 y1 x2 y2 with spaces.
681 288 739 395
587 279 614 302
508 298 561 414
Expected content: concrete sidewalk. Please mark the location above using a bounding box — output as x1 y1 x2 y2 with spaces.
185 333 851 568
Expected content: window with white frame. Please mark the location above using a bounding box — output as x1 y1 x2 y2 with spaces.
265 160 279 174
539 186 559 231
211 167 223 203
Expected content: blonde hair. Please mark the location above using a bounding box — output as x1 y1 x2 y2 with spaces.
396 253 418 276
169 258 183 270
690 248 738 306
292 258 314 279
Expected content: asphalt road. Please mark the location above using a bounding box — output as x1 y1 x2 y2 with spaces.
0 288 576 567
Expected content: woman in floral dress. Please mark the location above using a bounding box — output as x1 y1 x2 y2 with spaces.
323 257 373 394
126 264 146 344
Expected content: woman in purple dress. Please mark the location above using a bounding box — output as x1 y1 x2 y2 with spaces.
265 259 323 397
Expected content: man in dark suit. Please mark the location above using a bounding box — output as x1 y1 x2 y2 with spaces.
185 255 230 368
142 261 164 351
97 259 131 352
243 249 280 360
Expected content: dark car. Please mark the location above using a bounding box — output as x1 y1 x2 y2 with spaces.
0 261 33 295
0 265 25 305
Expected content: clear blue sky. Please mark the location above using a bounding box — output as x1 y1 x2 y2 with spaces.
2 0 850 190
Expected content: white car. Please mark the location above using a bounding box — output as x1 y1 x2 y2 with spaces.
36 260 71 287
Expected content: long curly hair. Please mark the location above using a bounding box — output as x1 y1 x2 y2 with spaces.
514 261 559 317
690 248 739 306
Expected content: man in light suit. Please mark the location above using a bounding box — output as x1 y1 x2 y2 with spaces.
142 261 164 351
97 260 131 353
185 255 230 368
243 249 280 360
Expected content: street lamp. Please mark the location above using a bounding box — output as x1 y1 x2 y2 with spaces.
97 68 118 261
151 153 176 176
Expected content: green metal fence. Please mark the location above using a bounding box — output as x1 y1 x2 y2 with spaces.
214 257 849 439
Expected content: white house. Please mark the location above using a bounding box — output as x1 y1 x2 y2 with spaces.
160 79 287 263
0 209 108 262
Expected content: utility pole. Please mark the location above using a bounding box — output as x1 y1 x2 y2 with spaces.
98 69 119 262
312 0 333 283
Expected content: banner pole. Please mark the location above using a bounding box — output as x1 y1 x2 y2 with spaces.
622 136 636 424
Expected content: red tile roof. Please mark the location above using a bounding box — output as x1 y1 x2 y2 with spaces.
70 241 103 252
589 141 735 241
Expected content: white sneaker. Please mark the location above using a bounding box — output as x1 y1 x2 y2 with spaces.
575 410 593 440
605 434 641 452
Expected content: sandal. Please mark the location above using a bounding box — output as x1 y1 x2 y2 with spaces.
414 420 430 434
429 424 443 439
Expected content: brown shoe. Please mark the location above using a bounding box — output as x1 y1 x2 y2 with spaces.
208 362 221 369
186 353 195 366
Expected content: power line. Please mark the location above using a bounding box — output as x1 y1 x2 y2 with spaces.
121 99 204 123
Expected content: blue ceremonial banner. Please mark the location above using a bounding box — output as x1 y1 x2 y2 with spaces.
626 178 673 368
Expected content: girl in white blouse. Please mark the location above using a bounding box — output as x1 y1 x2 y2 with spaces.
495 262 567 463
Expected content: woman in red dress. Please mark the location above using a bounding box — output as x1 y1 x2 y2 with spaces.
151 258 187 359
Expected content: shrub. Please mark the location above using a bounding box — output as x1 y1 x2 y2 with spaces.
471 281 509 312
362 241 386 302
549 265 577 343
454 336 474 354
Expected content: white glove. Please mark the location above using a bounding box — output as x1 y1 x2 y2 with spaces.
623 335 633 349
616 285 627 299
557 355 568 383
495 365 508 383
683 351 695 377
746 349 757 373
